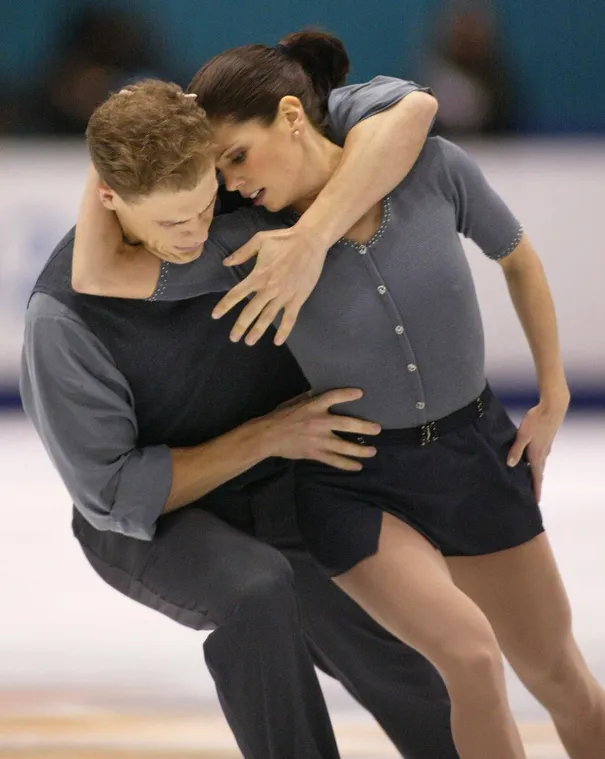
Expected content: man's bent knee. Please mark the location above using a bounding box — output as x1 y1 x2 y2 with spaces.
221 550 297 624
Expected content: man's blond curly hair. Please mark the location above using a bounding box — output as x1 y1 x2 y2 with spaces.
86 79 215 201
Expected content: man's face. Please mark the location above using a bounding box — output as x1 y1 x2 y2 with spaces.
101 169 218 264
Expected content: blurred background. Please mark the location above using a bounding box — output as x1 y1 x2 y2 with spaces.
0 0 603 757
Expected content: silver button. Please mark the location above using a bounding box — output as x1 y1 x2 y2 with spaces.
394 325 404 335
358 245 367 255
415 401 425 410
407 363 417 372
377 285 387 295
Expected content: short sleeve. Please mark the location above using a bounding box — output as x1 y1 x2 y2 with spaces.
20 295 172 539
327 76 432 144
149 209 262 301
439 138 523 260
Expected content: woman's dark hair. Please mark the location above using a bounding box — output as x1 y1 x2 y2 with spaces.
187 29 350 131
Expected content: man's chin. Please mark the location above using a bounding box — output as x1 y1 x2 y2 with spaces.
159 248 204 264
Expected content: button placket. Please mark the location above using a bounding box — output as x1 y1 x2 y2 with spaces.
351 224 426 418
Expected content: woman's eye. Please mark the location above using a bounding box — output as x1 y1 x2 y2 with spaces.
231 152 246 165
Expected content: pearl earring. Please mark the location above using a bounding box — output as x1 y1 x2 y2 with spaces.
294 130 300 137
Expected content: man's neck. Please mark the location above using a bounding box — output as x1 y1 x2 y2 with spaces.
115 210 143 247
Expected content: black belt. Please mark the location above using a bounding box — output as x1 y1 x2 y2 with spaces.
344 385 491 447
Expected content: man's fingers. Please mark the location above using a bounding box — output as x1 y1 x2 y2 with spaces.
212 279 256 320
223 237 262 266
327 417 382 436
229 293 272 342
276 390 313 410
312 387 365 410
326 438 377 459
244 301 284 346
314 452 364 472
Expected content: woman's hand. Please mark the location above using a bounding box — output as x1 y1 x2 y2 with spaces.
507 394 570 501
211 225 330 346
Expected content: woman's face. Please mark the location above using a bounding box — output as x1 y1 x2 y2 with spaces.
212 108 305 213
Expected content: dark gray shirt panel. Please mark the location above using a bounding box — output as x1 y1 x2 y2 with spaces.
153 137 523 428
20 293 172 539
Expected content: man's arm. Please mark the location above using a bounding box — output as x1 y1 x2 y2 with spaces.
165 388 381 510
213 79 438 344
21 296 380 538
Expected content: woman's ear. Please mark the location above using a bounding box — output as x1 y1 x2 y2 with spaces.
277 95 305 134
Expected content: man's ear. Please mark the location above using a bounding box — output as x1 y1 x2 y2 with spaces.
98 181 118 210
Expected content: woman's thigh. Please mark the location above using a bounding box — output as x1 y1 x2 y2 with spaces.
333 513 498 667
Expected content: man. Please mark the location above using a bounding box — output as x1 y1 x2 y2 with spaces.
20 75 458 759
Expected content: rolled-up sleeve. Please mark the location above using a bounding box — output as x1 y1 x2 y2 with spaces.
20 295 172 540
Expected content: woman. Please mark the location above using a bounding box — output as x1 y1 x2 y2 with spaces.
73 31 605 759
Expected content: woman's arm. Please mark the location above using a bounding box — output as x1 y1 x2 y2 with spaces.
72 167 246 301
74 81 436 310
443 138 569 500
499 236 569 410
212 85 438 345
498 236 570 500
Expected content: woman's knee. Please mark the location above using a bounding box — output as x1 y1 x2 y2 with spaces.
516 632 582 699
432 621 504 687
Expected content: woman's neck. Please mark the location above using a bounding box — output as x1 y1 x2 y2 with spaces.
290 133 343 216
288 128 384 246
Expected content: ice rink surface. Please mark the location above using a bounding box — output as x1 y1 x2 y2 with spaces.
1 411 603 757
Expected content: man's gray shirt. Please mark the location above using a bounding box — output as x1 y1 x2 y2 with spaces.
20 76 423 540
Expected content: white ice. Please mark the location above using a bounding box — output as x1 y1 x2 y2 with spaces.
0 412 603 723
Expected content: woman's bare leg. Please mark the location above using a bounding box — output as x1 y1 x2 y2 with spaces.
448 533 605 758
333 513 526 759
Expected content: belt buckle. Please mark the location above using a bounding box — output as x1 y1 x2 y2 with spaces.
476 395 485 418
420 421 438 446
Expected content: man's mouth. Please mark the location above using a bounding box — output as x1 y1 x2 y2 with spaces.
174 243 205 252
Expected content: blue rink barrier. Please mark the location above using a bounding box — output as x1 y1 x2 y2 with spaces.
2 385 603 413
